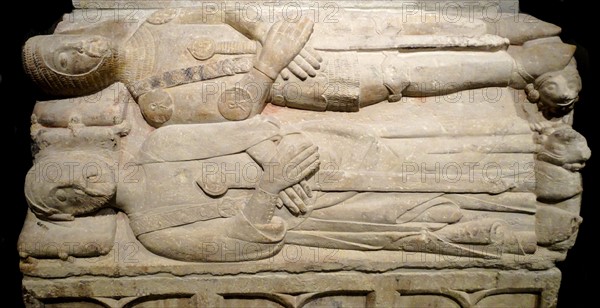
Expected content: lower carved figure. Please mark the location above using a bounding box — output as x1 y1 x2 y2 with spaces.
25 115 540 262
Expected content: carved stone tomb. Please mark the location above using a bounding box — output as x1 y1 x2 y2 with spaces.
19 1 589 307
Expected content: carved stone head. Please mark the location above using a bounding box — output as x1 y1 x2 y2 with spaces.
525 66 582 118
22 34 120 97
24 152 117 221
537 126 591 171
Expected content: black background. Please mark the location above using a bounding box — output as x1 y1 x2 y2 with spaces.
1 0 595 306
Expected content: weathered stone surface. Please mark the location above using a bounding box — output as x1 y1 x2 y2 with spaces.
23 268 561 307
18 2 589 307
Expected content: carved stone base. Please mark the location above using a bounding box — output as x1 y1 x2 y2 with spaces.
23 268 560 307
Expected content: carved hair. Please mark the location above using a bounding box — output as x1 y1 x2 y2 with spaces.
22 35 120 97
24 153 117 221
25 176 115 221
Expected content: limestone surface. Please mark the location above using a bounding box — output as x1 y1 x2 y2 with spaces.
19 1 588 307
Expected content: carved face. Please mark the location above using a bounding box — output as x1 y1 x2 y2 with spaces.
24 152 117 220
538 127 591 170
536 70 582 114
22 34 119 96
41 35 113 75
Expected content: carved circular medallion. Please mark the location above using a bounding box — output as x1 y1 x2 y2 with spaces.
218 87 254 121
217 198 243 218
138 89 174 127
189 39 216 61
196 175 228 197
146 8 179 25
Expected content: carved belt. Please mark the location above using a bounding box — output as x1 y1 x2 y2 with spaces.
128 197 244 236
127 57 253 99
323 53 360 112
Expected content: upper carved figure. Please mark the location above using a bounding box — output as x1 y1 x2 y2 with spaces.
23 8 579 125
23 8 320 125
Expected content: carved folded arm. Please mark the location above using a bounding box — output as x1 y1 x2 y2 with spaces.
219 18 316 120
242 133 320 223
196 7 322 81
223 9 271 43
180 6 272 43
254 18 315 80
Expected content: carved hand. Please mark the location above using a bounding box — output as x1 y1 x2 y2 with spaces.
259 135 320 196
254 18 315 80
277 180 313 215
280 46 323 81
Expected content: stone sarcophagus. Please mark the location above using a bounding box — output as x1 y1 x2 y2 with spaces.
19 1 589 307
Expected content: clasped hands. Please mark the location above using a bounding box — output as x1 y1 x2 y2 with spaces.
258 134 320 216
253 17 322 81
